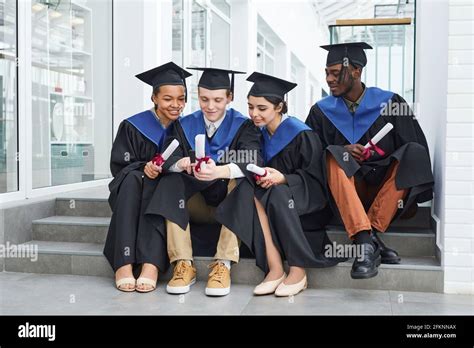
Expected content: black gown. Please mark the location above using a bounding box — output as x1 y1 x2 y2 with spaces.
306 90 434 223
254 127 344 270
104 112 169 273
144 109 264 264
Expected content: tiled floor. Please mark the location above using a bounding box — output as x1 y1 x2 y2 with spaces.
0 272 473 315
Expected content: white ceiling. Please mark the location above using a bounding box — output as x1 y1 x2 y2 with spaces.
312 0 415 26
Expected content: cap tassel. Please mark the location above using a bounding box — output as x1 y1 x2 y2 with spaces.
182 74 188 103
230 73 235 101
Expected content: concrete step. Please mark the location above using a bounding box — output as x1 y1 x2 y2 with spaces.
55 197 112 217
326 226 436 257
55 196 432 229
4 241 443 293
32 216 110 244
31 215 436 257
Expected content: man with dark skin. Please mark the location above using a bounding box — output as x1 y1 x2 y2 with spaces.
306 42 434 279
325 62 367 161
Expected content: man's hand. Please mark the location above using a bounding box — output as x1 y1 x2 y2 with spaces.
344 144 366 162
176 157 194 175
256 167 286 189
144 161 162 179
193 159 229 181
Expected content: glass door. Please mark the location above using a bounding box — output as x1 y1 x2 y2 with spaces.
30 0 112 189
0 0 18 194
189 0 207 111
329 19 416 102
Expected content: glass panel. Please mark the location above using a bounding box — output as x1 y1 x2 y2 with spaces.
288 63 298 115
329 21 415 102
31 0 113 188
257 32 264 46
257 47 264 72
265 54 274 75
0 0 17 193
211 0 230 17
210 11 230 68
172 0 183 66
265 40 274 57
190 0 206 111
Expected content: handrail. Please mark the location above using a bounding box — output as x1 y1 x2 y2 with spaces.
332 18 412 27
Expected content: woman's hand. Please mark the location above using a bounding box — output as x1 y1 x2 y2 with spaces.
144 161 162 179
176 157 195 175
256 167 287 189
193 159 228 181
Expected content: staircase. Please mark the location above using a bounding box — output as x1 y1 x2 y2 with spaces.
5 190 443 293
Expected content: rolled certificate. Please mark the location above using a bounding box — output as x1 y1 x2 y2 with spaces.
152 139 180 166
161 139 179 160
194 134 210 172
246 163 266 176
364 123 393 148
195 134 206 159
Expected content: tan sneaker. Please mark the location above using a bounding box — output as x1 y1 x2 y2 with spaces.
166 260 196 294
205 261 231 296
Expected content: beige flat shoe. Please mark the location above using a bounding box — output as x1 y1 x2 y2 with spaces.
253 273 287 295
136 277 157 293
116 277 136 292
274 275 307 297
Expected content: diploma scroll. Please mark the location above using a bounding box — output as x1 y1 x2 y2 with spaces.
361 123 393 160
246 163 268 181
195 134 210 172
152 139 180 166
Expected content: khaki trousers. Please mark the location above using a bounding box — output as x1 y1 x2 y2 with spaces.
166 179 240 263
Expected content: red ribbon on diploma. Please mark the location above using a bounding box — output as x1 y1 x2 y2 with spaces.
195 156 211 172
254 170 268 181
361 140 385 161
152 153 165 166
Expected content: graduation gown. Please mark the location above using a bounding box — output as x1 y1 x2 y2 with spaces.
306 87 434 223
104 110 170 273
249 117 342 271
144 108 264 262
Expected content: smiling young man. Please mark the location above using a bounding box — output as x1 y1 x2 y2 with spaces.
305 42 434 279
144 67 263 296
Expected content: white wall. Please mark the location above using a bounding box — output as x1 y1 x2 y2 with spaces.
417 0 474 294
443 0 474 294
415 0 449 257
113 0 172 136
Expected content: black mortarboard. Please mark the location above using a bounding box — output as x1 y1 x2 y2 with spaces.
135 62 192 100
320 42 373 68
247 72 297 100
187 67 246 100
136 62 192 88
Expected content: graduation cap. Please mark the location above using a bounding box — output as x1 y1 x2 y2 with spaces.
247 72 297 100
187 67 246 100
320 42 373 68
135 62 192 101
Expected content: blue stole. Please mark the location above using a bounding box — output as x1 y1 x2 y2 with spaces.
126 110 170 151
316 87 394 144
179 108 248 162
262 116 310 164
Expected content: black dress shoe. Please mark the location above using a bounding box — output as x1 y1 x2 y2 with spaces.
351 243 381 279
371 231 401 264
